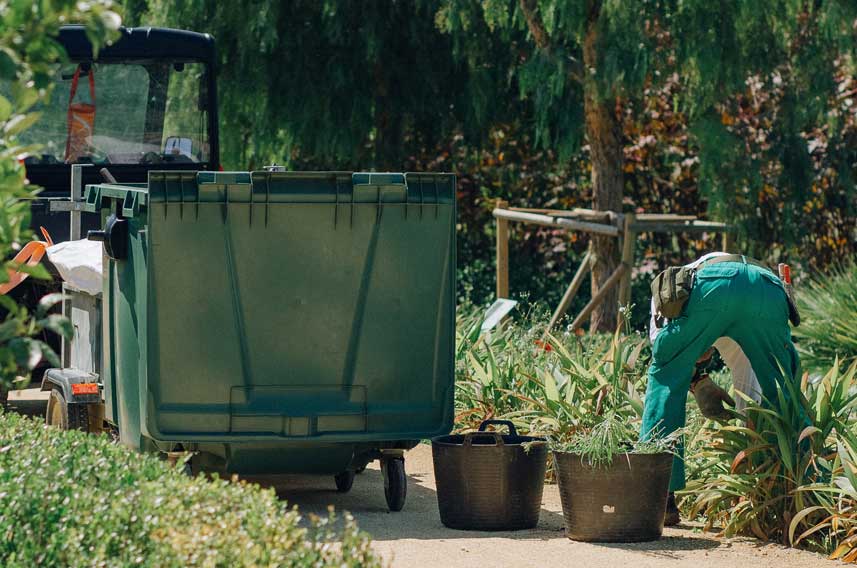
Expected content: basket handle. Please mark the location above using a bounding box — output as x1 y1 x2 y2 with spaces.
462 431 504 447
477 419 518 437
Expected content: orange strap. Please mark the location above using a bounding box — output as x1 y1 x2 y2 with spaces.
40 226 54 247
0 227 54 295
65 66 96 162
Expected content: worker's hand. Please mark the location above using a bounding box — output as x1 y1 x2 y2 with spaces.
696 347 716 365
692 375 735 421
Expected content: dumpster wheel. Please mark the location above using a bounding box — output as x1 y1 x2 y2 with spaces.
45 388 90 431
334 470 355 493
382 457 407 512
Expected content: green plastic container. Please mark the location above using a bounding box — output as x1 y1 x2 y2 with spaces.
86 170 455 479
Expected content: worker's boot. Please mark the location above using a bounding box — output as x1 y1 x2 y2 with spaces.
664 492 680 527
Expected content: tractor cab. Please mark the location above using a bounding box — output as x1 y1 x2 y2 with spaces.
13 25 220 241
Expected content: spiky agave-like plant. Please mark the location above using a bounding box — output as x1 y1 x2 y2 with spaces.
795 263 857 372
792 431 857 563
684 360 857 552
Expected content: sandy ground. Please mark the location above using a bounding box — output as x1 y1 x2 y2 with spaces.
266 445 835 568
8 389 837 568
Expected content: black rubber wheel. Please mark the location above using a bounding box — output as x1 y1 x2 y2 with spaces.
45 388 90 431
382 458 407 512
334 470 355 493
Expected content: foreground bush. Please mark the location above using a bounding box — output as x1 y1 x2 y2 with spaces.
795 263 857 372
0 412 382 567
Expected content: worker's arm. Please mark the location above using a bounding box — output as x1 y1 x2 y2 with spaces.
648 296 660 344
713 337 762 412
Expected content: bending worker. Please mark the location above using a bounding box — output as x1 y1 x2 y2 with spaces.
640 252 801 526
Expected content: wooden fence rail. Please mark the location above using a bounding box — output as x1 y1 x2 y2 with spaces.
493 201 733 333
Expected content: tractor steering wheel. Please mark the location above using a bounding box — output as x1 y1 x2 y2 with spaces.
141 151 163 165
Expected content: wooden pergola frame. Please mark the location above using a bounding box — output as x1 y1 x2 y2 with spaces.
493 200 734 332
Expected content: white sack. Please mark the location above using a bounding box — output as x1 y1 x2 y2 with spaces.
46 239 103 295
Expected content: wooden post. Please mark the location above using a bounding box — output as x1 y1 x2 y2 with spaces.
496 199 510 299
546 248 592 332
618 212 636 309
69 164 90 241
569 263 627 332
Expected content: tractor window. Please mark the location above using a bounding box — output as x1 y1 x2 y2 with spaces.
159 63 210 163
4 61 210 166
86 64 150 161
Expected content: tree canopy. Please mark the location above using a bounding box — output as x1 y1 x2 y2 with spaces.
438 0 857 327
122 0 857 323
129 0 520 170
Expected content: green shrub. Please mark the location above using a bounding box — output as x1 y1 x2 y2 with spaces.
797 431 857 563
0 412 382 568
455 303 650 438
795 263 857 372
0 2 119 397
556 410 681 467
458 302 857 559
683 360 857 558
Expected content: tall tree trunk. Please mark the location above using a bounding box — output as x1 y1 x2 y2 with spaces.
519 0 624 331
373 63 402 170
583 21 624 332
374 107 402 170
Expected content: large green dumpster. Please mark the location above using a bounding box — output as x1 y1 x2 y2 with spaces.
84 170 455 508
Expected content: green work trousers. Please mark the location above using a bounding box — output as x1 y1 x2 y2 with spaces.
640 261 800 492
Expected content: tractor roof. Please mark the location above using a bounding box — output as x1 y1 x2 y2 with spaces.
57 25 215 63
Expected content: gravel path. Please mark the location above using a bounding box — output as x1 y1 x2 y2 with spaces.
268 444 836 568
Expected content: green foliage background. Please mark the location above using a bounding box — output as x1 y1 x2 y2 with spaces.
0 0 120 394
795 262 857 371
118 1 857 321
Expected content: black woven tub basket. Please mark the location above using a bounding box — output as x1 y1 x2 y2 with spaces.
432 420 547 531
553 451 673 542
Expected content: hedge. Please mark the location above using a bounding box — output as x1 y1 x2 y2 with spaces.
0 411 383 567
